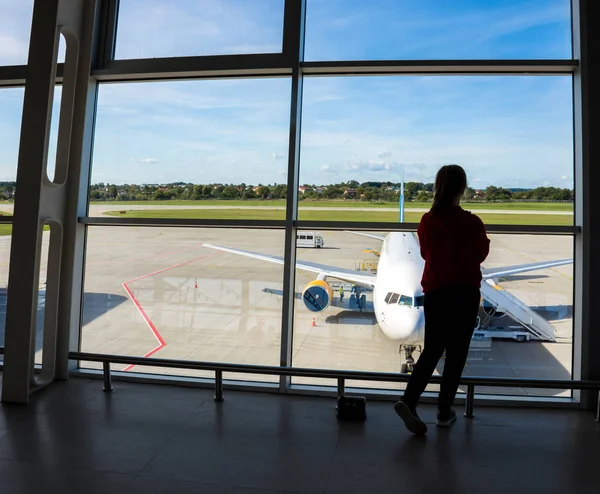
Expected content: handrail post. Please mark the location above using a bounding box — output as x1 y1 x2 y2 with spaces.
596 390 600 422
464 383 475 418
102 361 112 392
214 370 224 402
337 378 345 398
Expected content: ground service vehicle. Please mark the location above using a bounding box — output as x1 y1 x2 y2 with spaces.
297 232 324 248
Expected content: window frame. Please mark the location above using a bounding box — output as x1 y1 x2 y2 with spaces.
0 0 584 406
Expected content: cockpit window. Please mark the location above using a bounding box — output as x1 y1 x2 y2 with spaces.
398 295 412 306
415 295 424 307
384 292 393 304
389 293 400 304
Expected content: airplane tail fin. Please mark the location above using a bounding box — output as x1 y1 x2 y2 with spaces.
399 165 405 222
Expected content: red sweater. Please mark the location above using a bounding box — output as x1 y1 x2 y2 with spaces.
418 206 490 293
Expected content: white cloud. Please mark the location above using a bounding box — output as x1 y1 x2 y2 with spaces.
115 0 284 59
139 158 158 164
272 152 284 160
344 159 403 173
377 151 392 158
0 34 28 63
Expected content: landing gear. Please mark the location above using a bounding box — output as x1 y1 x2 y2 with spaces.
400 344 421 374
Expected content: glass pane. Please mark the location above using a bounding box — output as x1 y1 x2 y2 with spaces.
0 88 21 352
299 76 573 226
81 227 284 382
305 0 572 61
0 88 24 182
0 0 34 66
33 222 52 366
115 0 285 59
291 231 573 398
90 79 291 219
0 235 10 352
46 86 61 183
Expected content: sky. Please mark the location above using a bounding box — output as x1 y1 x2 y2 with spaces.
0 0 575 189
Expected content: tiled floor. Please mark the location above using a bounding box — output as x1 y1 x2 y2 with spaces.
0 377 598 493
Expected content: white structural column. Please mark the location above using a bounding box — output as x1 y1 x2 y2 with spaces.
2 0 100 403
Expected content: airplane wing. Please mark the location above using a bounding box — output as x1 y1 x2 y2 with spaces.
203 243 377 288
482 259 572 280
344 231 386 241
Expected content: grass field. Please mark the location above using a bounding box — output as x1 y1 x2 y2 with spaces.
104 208 573 226
92 200 574 211
0 211 54 236
0 211 13 236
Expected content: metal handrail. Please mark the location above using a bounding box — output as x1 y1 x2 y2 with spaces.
68 351 600 421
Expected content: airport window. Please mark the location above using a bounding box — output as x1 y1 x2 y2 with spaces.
304 0 573 61
114 0 285 60
0 0 34 66
299 75 574 226
0 88 24 351
80 226 285 382
90 78 291 217
290 231 573 398
0 89 24 183
52 0 580 404
45 86 62 183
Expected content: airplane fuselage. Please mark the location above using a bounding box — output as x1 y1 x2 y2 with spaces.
372 232 426 344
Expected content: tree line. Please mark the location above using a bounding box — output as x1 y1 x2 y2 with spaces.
86 181 574 203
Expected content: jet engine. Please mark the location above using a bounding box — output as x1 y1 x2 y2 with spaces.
302 279 333 312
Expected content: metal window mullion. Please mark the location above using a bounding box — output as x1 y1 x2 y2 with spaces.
294 220 578 236
92 54 293 82
300 59 577 76
78 217 577 236
95 0 119 69
279 0 306 391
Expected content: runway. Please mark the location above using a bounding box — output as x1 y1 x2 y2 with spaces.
0 203 571 216
86 204 572 216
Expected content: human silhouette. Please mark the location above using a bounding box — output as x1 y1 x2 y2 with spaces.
394 165 490 435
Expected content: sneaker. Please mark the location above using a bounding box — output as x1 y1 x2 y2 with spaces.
436 409 457 427
394 400 428 436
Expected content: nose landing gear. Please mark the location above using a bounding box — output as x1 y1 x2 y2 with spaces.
400 344 421 374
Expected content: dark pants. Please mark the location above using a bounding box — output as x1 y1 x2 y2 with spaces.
402 285 480 412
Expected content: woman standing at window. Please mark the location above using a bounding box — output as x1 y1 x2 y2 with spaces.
394 164 490 435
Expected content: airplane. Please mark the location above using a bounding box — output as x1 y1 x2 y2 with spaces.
202 189 572 373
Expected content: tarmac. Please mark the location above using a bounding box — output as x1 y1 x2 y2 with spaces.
0 208 574 400
77 226 572 398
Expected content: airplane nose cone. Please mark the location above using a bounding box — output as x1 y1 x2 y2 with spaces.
379 309 424 341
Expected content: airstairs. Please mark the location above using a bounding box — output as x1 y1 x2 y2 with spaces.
478 279 556 342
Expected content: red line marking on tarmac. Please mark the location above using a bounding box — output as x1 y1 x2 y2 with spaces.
121 251 221 371
87 243 205 267
124 252 220 285
121 282 166 372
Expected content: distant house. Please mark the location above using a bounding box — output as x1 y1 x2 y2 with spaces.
343 189 357 198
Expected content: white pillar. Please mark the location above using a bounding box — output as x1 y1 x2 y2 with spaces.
2 0 100 403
